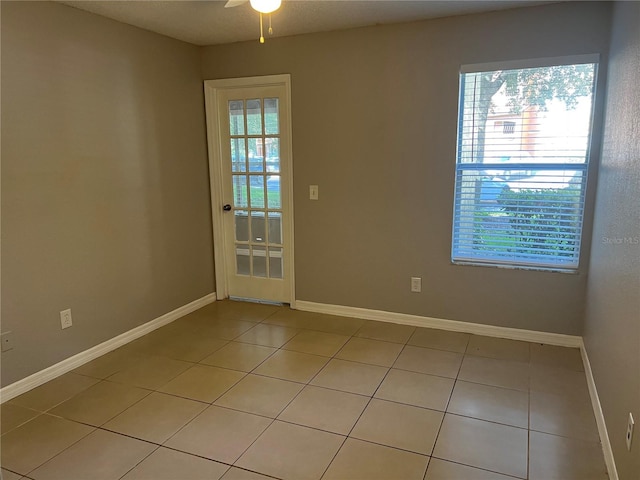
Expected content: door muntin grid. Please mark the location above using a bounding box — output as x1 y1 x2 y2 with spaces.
228 97 283 279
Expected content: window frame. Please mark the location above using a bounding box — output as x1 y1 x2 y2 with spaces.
451 55 600 273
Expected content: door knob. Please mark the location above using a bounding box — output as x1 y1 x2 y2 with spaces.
223 204 232 211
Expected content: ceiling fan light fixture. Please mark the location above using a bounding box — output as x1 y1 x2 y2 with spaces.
249 0 281 14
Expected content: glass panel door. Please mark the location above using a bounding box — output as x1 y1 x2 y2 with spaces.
214 80 292 304
229 96 283 280
207 76 292 304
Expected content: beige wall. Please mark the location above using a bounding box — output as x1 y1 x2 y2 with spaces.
1 2 214 386
201 2 611 334
584 2 640 479
0 1 620 388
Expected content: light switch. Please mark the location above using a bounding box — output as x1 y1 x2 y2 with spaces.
309 185 319 200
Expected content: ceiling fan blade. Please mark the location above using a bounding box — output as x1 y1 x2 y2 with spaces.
224 0 248 8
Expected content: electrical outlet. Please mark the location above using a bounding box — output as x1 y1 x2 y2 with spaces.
627 412 635 451
309 185 319 200
60 309 73 329
1 331 14 352
411 277 422 293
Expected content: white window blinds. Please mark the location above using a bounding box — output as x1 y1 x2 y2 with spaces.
452 61 597 271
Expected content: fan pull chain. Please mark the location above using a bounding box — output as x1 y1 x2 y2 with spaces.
268 14 273 36
259 12 264 43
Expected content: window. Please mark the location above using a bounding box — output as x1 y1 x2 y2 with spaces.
502 121 516 134
451 57 598 271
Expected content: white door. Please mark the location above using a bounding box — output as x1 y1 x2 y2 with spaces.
205 76 294 304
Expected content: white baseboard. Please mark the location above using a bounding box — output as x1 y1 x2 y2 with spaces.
0 292 217 403
294 300 582 347
580 340 619 480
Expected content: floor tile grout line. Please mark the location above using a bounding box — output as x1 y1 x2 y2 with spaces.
141 371 256 448
102 356 199 392
315 400 370 478
0 408 45 437
317 354 398 370
272 416 355 439
313 321 405 480
450 341 530 479
342 373 386 430
225 465 283 480
7 375 101 417
158 371 249 405
136 308 288 464
266 320 370 408
198 345 279 372
341 346 396 438
96 412 204 446
347 323 417 346
98 391 211 443
337 434 434 460
346 432 435 458
19 420 98 478
335 336 406 368
5 380 158 434
115 443 162 480
222 398 295 471
429 454 526 480
319 335 440 477
526 427 604 443
0 467 25 478
319 436 349 480
243 313 385 392
230 324 334 386
253 314 365 338
442 411 530 432
260 305 286 323
406 341 468 355
354 332 416 345
47 384 157 431
448 376 530 394
208 309 349 472
173 400 278 422
462 350 532 365
427 333 470 472
357 393 450 416
110 430 284 480
422 456 432 480
73 380 157 428
147 315 407 447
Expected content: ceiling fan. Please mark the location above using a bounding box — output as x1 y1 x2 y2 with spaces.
225 0 283 43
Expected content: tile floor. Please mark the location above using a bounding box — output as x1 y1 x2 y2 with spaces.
1 300 608 480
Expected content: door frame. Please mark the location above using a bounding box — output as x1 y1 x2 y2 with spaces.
204 74 296 306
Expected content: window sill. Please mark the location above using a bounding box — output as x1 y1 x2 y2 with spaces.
451 260 579 274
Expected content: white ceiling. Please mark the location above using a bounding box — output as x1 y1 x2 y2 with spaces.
59 0 551 46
